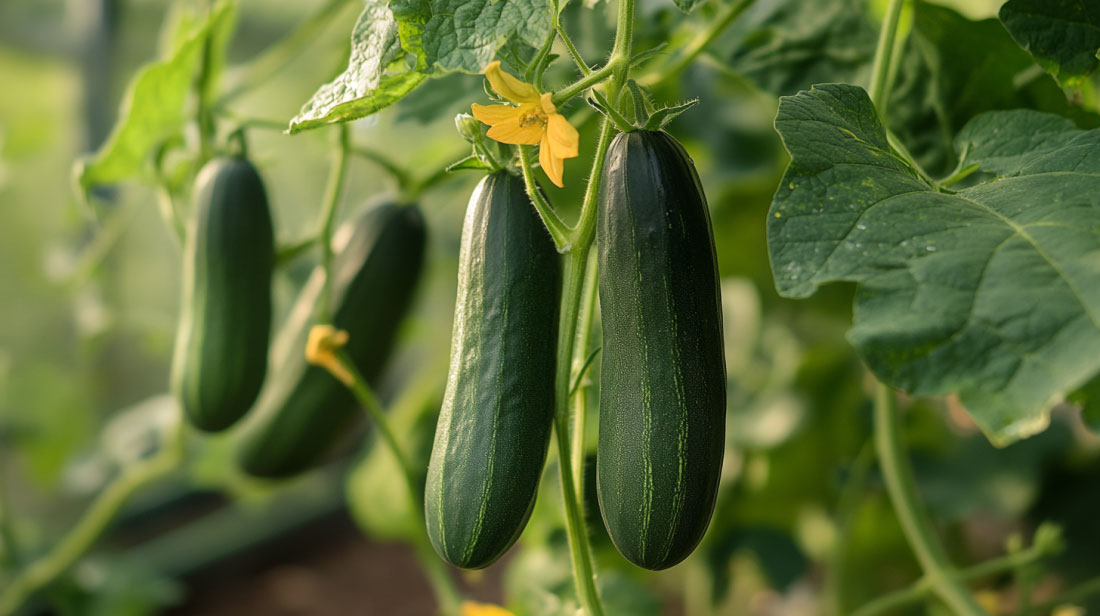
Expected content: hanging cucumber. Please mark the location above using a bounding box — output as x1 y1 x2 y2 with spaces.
596 130 726 570
171 156 275 432
237 202 426 478
425 172 560 569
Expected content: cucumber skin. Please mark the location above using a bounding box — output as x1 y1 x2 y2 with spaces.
596 130 726 570
425 172 561 569
172 157 275 432
237 202 426 478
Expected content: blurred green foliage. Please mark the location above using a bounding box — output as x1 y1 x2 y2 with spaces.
3 0 1100 614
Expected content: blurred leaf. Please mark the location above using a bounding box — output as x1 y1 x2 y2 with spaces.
75 1 235 196
704 526 808 603
889 0 1096 175
915 420 1072 520
673 0 706 14
728 0 876 97
1000 0 1100 89
769 83 1100 444
1 362 94 485
46 554 181 616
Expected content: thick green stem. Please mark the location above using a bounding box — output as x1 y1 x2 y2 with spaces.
639 0 756 88
334 351 463 616
552 247 605 616
868 0 905 116
873 384 985 616
0 420 185 616
553 59 622 106
570 249 600 501
317 125 350 323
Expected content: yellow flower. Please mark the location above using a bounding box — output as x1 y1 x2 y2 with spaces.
305 324 352 386
471 60 579 188
460 601 515 616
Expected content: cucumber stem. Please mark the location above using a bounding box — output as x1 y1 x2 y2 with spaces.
868 0 905 117
317 125 350 324
551 247 606 616
872 384 986 616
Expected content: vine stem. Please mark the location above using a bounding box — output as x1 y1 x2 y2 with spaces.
570 250 599 500
868 0 905 117
851 523 1059 616
317 125 350 323
873 384 986 616
333 350 463 616
0 418 186 616
553 246 605 616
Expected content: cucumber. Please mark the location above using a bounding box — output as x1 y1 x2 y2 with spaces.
237 202 426 478
596 130 725 570
172 156 275 432
425 172 560 569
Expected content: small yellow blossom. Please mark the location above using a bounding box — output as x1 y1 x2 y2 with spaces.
305 324 352 386
471 60 579 188
460 601 515 616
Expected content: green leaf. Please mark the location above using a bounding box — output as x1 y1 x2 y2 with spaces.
643 99 698 130
889 0 1095 176
288 0 428 133
1000 0 1100 88
290 0 551 132
768 83 1100 445
420 0 552 73
75 1 234 195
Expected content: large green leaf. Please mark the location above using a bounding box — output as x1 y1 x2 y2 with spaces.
1000 0 1100 88
289 0 551 132
75 1 235 194
768 83 1100 444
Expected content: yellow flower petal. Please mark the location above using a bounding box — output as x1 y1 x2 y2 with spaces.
484 60 540 103
539 92 557 116
546 113 579 158
461 601 514 616
485 113 544 145
471 103 522 126
305 324 353 386
540 131 565 188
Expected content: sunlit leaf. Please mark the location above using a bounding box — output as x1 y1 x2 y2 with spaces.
288 0 428 133
1000 0 1100 88
769 83 1100 444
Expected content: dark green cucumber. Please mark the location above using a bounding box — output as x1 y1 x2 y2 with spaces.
172 156 275 432
596 130 725 570
425 172 560 569
237 202 426 478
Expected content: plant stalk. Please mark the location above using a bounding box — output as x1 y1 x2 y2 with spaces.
868 0 906 116
317 125 350 323
335 350 463 616
873 383 986 616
